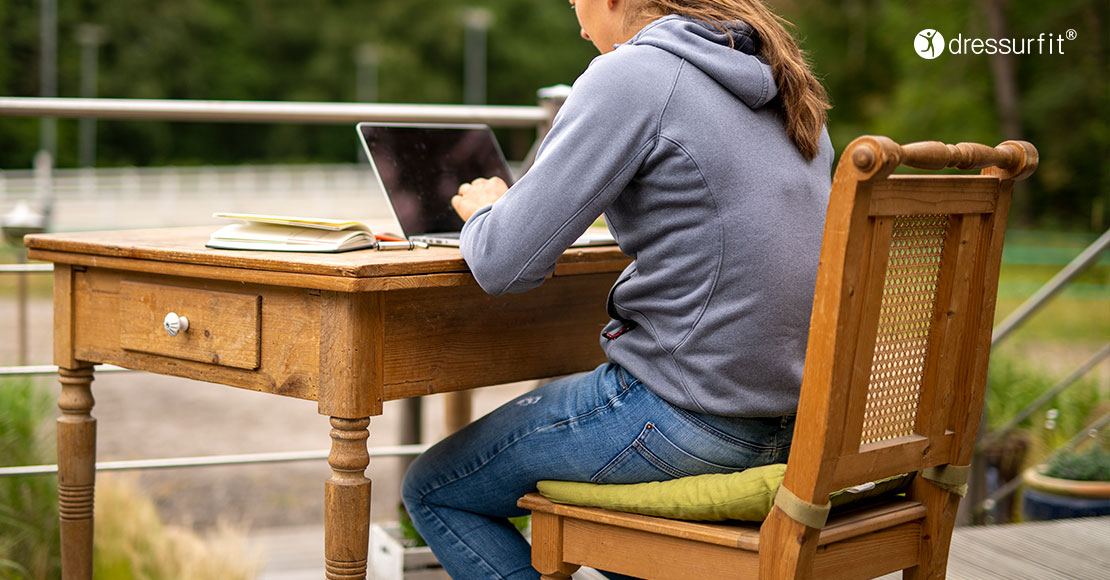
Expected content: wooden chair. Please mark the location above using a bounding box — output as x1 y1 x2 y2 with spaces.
519 136 1038 580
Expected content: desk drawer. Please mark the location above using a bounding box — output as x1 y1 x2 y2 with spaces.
119 281 262 370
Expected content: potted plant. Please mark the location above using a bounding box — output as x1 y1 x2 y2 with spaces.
370 505 530 579
1022 426 1110 521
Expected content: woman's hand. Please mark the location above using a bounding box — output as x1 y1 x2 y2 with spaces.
452 177 509 222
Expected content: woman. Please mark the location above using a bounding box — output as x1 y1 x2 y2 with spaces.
402 0 833 577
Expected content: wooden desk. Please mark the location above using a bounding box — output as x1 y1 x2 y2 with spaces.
25 226 629 580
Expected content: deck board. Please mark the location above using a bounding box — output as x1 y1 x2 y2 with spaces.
879 516 1110 580
252 516 1110 579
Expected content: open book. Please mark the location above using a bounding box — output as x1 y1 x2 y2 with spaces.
206 213 377 253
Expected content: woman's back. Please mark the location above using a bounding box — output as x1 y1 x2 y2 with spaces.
463 16 833 416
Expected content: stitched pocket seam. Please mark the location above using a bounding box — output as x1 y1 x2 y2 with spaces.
670 404 779 454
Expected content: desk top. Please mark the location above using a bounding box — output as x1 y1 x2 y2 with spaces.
26 226 631 291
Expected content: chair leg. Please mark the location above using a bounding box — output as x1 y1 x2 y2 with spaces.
531 511 581 579
902 477 961 580
758 506 821 579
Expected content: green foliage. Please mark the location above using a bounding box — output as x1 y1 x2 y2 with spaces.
398 503 529 548
985 354 1105 457
785 0 1108 230
0 0 594 166
1043 435 1110 481
996 242 1109 339
0 0 1106 229
397 503 425 547
0 378 60 580
92 476 261 580
0 377 260 579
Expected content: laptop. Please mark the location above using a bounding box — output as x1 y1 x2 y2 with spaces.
356 122 615 247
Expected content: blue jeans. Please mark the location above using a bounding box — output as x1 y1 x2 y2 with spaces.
401 363 795 579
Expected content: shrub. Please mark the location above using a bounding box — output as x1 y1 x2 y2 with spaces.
0 377 262 580
985 354 1105 460
0 378 60 580
93 475 261 580
1042 429 1110 482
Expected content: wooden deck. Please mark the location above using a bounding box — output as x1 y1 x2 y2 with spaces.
914 516 1110 580
250 516 1110 579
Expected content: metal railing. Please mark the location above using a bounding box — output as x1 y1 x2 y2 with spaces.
1 97 1106 529
965 229 1110 523
2 445 431 477
0 94 569 478
977 412 1110 516
0 96 550 126
991 229 1110 345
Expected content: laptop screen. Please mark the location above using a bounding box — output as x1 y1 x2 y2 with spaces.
357 123 514 237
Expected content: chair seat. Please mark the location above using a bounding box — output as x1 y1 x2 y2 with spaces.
519 493 926 551
521 493 928 579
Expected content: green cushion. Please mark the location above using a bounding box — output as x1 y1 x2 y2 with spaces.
538 464 786 522
536 465 913 522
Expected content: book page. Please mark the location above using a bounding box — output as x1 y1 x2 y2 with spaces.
213 212 371 232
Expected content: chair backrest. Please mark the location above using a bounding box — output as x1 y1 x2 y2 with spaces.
781 136 1038 506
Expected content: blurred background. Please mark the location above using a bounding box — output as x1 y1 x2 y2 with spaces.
0 0 1105 227
0 1 1107 579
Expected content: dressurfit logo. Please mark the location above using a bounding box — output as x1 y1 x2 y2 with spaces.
914 28 1077 59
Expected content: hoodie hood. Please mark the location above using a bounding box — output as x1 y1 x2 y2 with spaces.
621 15 777 109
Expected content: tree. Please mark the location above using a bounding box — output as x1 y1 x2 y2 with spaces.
0 0 1104 229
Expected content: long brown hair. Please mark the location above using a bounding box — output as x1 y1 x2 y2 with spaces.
630 0 830 160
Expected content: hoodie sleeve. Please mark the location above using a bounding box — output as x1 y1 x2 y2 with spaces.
460 48 675 295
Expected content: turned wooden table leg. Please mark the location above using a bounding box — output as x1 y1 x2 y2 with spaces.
325 416 372 580
57 364 96 580
444 390 473 435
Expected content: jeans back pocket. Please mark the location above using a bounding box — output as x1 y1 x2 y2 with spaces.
591 421 767 484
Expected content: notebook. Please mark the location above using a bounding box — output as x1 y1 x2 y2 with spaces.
356 122 615 247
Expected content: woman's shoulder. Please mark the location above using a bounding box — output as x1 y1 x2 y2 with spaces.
572 44 684 107
583 42 683 82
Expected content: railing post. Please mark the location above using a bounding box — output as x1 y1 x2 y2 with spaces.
522 84 572 173
2 198 47 366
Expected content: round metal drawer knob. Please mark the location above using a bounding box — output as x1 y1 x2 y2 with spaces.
163 312 190 337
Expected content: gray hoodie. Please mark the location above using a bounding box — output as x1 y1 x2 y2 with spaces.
460 15 834 417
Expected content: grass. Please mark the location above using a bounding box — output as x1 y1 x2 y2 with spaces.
0 378 59 580
983 233 1107 466
93 475 261 580
0 378 263 580
985 354 1109 462
993 230 1109 343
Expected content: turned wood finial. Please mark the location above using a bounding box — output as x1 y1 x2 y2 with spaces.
851 147 876 172
840 135 901 181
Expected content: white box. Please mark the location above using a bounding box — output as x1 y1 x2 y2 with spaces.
369 523 448 580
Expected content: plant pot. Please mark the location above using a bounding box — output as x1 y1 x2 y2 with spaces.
1021 465 1110 521
370 523 448 580
981 434 1030 523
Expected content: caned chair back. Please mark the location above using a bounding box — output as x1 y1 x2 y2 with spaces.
521 136 1038 580
781 135 1037 504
